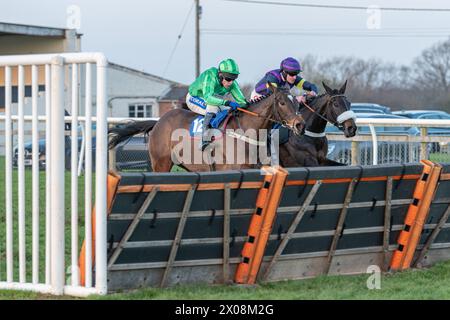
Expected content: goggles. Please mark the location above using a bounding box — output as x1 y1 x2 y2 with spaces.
284 70 300 77
221 72 238 81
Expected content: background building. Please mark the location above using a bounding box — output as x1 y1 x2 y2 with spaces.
0 21 186 155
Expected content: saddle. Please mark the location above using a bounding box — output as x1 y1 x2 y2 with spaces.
189 109 231 137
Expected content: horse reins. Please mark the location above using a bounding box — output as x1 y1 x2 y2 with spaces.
301 94 348 131
236 107 287 126
235 96 298 131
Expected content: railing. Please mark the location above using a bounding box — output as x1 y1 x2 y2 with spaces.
0 53 108 296
327 118 450 165
105 117 450 171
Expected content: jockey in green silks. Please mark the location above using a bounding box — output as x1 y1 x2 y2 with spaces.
186 58 248 151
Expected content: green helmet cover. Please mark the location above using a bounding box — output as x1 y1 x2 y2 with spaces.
218 59 240 75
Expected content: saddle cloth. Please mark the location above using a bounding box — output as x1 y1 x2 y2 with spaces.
189 109 230 137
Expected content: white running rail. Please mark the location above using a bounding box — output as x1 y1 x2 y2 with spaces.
0 53 108 296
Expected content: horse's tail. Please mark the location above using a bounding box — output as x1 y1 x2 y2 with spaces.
108 119 157 149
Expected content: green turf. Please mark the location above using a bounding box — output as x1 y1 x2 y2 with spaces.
429 152 450 163
0 156 91 284
1 260 450 300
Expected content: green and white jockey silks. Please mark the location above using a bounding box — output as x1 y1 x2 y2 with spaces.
187 67 247 114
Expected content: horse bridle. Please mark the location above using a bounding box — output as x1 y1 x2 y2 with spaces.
236 91 301 132
301 93 355 131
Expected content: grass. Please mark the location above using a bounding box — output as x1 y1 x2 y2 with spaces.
0 156 91 284
429 152 450 163
1 260 450 300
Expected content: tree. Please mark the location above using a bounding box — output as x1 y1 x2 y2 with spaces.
413 37 450 93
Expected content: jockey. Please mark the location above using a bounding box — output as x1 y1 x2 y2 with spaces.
252 57 318 166
186 58 248 151
251 57 318 104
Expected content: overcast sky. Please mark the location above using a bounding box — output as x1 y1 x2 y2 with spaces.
1 0 450 85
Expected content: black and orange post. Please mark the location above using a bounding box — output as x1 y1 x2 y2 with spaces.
390 160 442 271
234 166 275 284
402 160 442 269
247 166 288 284
235 166 288 284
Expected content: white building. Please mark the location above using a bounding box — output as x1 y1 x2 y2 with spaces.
0 21 184 154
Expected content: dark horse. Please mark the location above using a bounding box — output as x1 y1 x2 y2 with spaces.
109 87 305 172
279 81 357 167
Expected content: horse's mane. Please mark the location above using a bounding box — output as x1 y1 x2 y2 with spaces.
247 91 273 106
303 92 335 110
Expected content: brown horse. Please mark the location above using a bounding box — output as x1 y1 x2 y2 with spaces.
109 87 304 172
279 81 357 167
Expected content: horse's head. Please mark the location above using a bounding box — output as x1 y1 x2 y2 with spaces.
270 85 305 135
322 81 357 138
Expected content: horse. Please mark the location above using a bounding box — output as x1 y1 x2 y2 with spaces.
109 87 305 172
278 81 357 167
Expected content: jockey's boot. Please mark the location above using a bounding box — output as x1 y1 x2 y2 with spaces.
200 112 215 151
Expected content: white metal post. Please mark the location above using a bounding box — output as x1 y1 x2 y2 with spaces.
45 64 52 285
5 66 13 282
50 56 65 295
32 65 40 284
95 55 108 295
71 63 80 286
84 62 93 288
18 65 26 283
369 124 378 165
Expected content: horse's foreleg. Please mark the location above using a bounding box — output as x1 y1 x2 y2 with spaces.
304 156 320 167
149 134 173 172
150 152 173 172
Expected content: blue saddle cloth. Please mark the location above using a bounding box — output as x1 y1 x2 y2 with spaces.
189 110 229 137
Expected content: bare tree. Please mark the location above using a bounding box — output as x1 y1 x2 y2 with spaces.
413 37 450 93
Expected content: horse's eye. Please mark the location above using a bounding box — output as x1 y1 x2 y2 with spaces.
280 101 286 105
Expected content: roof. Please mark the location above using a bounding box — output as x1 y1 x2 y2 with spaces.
0 21 81 38
159 85 189 101
108 62 182 86
393 110 447 114
355 113 405 119
351 103 383 107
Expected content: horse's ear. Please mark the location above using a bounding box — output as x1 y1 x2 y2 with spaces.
339 80 348 94
322 81 333 94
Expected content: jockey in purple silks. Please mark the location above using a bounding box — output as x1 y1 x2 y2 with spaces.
252 57 318 104
252 57 318 165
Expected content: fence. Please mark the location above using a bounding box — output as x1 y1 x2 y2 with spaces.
327 118 450 165
0 53 108 296
103 162 450 290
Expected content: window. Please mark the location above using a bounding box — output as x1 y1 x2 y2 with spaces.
129 103 152 118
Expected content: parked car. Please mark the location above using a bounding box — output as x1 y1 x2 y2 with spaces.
13 124 96 171
351 103 392 114
13 138 47 170
392 110 450 152
327 113 420 165
392 109 450 118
